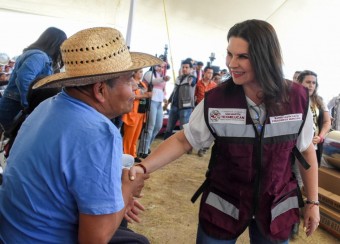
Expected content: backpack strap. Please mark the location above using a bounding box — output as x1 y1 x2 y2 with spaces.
292 146 310 170
191 143 217 203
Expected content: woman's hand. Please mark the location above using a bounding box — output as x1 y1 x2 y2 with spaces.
129 164 146 181
312 135 322 144
145 92 152 98
303 203 320 236
122 169 149 198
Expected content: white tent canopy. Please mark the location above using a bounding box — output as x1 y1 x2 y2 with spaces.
0 0 339 101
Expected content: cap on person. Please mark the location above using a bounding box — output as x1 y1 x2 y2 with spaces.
33 27 163 89
0 53 10 66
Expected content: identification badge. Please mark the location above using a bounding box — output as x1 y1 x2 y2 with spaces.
269 113 302 123
208 108 246 124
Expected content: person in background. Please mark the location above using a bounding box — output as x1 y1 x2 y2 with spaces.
212 72 222 84
0 53 10 72
0 27 67 133
220 69 228 76
138 63 170 159
291 70 330 239
327 93 340 131
195 61 204 81
293 71 301 82
6 59 16 74
0 27 161 243
130 19 319 244
194 66 216 157
164 60 196 140
122 69 152 162
297 70 331 165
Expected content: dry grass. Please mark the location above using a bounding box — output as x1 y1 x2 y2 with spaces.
130 138 339 244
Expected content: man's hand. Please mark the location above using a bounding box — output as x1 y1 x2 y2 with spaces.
122 169 149 198
125 198 145 223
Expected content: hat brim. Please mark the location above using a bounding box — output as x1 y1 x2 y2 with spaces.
33 52 163 89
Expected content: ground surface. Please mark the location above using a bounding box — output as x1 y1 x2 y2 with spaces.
130 138 339 244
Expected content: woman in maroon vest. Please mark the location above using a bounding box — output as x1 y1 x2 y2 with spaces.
130 20 319 244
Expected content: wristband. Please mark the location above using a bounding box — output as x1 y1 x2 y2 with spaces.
305 200 320 206
135 163 147 174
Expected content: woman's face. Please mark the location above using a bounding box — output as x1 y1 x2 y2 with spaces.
133 69 143 81
226 37 256 86
301 75 317 96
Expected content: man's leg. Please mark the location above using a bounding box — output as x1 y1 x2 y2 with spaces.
108 225 150 244
179 108 192 128
164 105 179 140
178 108 193 153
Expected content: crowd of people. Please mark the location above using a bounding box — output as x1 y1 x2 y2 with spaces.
0 53 15 90
0 19 338 243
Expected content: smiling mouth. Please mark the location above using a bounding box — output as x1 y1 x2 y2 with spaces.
232 71 244 78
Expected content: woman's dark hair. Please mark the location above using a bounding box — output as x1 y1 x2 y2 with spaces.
24 27 67 71
297 70 324 110
227 19 288 115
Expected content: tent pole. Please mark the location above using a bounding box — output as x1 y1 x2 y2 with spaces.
126 0 136 48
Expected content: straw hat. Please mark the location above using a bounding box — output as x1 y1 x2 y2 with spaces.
33 27 163 89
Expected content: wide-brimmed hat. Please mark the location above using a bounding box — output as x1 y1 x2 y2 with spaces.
33 27 163 89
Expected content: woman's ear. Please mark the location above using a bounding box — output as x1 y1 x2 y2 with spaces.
92 82 106 103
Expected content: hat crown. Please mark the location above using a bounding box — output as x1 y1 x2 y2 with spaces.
33 27 163 89
61 27 132 77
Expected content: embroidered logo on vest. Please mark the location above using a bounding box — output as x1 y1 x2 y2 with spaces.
209 108 246 124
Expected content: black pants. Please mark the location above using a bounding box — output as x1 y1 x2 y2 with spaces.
108 219 149 244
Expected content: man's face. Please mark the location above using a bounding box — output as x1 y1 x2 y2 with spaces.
181 64 192 75
203 69 213 80
104 72 137 118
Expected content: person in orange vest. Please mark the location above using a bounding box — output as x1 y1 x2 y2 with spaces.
194 66 216 157
122 69 152 162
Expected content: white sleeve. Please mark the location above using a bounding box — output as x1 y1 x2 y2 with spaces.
143 71 164 85
183 100 215 150
321 99 329 112
296 107 314 152
184 100 313 152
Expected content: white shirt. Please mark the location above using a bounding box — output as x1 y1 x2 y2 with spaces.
183 98 313 152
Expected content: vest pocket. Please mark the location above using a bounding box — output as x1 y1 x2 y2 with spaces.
269 182 299 238
200 189 241 236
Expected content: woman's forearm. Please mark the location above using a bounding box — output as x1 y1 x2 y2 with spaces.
299 143 319 201
141 130 192 174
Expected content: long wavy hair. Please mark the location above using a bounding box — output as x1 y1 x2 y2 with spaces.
24 27 67 71
297 70 324 110
227 19 289 115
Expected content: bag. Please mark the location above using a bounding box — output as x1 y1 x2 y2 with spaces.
138 98 149 113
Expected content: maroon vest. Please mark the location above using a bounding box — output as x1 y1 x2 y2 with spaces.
199 80 309 241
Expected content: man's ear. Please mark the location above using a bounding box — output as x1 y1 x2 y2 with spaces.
92 82 106 103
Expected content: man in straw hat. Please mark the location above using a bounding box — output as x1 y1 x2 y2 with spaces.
0 27 162 243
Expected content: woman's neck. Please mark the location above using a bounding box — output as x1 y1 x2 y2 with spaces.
243 83 263 105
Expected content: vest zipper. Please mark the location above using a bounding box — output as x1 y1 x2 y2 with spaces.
252 122 265 219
